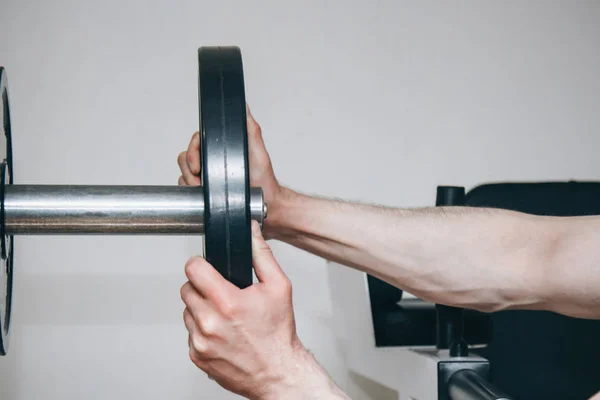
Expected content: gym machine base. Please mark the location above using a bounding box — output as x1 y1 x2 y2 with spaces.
0 46 264 356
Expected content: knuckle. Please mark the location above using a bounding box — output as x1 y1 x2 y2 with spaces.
198 315 219 337
252 234 270 250
257 242 272 253
251 122 262 136
278 277 293 297
220 300 239 319
191 335 209 355
247 116 261 133
186 151 196 165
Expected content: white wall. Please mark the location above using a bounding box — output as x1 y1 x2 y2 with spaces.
0 1 599 399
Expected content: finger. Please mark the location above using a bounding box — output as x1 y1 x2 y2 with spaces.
184 307 214 355
251 221 287 284
246 104 263 142
184 256 238 304
246 104 272 169
178 151 200 185
181 281 207 307
186 330 210 362
187 131 201 175
181 282 210 319
189 349 210 371
183 307 196 334
178 176 185 186
184 309 203 357
187 335 208 366
182 288 219 340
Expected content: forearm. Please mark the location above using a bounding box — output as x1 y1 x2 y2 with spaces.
268 188 600 317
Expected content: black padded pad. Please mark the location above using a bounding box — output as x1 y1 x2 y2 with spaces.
467 181 600 400
466 181 600 217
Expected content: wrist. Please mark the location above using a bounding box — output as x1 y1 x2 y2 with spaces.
263 186 301 240
257 340 349 400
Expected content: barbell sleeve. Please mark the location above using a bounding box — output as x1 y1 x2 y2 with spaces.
2 185 265 235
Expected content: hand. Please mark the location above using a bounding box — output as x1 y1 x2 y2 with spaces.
180 221 305 400
177 105 286 238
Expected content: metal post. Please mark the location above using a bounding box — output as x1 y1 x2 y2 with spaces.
435 186 469 356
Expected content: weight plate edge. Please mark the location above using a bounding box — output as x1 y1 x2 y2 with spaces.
0 66 14 356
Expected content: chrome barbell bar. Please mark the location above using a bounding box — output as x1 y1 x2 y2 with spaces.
2 185 266 235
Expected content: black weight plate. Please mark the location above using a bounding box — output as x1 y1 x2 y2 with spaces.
198 47 252 289
0 66 14 355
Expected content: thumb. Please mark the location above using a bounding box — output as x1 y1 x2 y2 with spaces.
251 221 286 284
246 103 265 144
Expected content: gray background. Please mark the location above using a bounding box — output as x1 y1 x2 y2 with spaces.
0 1 599 399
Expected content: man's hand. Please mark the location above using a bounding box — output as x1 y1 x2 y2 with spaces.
177 105 286 238
180 222 349 399
180 221 299 399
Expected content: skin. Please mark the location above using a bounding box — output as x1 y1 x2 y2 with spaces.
180 223 349 400
177 105 600 399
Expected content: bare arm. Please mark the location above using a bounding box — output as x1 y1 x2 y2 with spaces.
178 110 600 400
178 107 600 319
180 222 351 400
267 188 600 319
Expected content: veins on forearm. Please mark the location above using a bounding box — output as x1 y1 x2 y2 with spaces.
272 190 550 313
